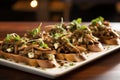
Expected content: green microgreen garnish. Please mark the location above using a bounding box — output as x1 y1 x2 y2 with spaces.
70 18 82 31
69 63 75 66
71 18 82 25
53 33 64 39
57 17 67 33
38 38 48 48
91 16 104 25
5 33 21 42
28 23 42 38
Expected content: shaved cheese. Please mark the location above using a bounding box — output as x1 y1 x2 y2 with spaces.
6 48 12 52
28 52 34 58
54 43 59 49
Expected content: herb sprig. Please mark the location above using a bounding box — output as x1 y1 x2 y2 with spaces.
5 33 21 42
91 16 104 26
28 23 42 38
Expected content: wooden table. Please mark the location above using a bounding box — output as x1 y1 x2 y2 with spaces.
0 22 120 80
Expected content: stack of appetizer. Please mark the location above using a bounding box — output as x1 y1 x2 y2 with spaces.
0 17 119 68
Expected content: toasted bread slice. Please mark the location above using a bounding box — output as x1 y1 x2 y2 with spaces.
56 53 87 62
88 42 104 52
0 51 38 66
102 38 120 45
37 58 59 68
0 51 59 68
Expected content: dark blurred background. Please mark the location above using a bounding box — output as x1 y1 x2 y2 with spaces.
0 0 120 22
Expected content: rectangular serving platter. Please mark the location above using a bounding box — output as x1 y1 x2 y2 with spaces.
0 24 120 79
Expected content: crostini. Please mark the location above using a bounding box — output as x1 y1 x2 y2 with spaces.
63 18 104 52
0 32 59 68
89 16 120 45
1 17 117 68
44 20 87 62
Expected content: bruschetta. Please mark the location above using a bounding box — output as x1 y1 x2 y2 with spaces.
63 18 104 52
1 17 116 68
0 33 59 68
89 16 120 45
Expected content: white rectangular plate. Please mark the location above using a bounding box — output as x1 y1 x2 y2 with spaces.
0 45 120 79
0 24 120 79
